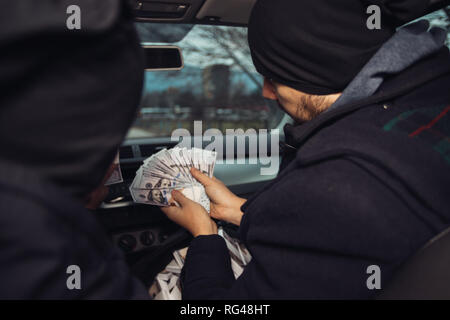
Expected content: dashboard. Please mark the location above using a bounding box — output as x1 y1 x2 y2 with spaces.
96 137 279 285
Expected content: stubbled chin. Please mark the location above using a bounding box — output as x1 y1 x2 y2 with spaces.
277 100 313 124
290 109 311 124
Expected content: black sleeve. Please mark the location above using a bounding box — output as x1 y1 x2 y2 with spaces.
0 191 149 300
181 235 236 299
180 158 438 299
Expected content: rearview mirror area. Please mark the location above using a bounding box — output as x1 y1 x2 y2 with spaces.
142 45 184 71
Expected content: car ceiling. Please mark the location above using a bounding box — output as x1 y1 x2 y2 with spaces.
131 0 257 25
131 0 450 26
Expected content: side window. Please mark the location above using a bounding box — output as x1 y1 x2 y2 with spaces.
411 7 449 48
128 24 284 139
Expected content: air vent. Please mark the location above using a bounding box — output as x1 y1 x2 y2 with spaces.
139 143 178 157
119 146 134 159
139 144 156 157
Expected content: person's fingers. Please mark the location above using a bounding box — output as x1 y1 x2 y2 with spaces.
209 204 221 219
171 190 191 206
191 167 213 186
161 204 181 220
211 176 221 183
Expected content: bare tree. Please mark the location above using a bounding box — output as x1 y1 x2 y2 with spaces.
136 24 262 91
179 26 262 91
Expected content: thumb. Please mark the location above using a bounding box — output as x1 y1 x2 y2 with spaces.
191 167 213 186
171 190 190 206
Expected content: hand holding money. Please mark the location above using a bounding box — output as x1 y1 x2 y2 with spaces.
162 190 218 237
129 147 218 212
129 147 245 234
85 160 119 210
190 168 246 226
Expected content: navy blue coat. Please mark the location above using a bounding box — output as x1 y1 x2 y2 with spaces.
0 0 149 299
181 48 450 299
0 161 149 299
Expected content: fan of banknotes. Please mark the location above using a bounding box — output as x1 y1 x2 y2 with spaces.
129 147 217 212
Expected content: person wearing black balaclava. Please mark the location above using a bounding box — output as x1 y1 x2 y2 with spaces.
161 0 450 299
0 1 150 299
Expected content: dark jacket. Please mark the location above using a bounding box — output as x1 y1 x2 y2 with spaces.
0 162 148 299
0 1 149 299
0 0 143 200
181 47 450 299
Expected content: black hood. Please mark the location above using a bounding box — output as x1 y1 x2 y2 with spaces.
0 1 144 200
248 0 431 95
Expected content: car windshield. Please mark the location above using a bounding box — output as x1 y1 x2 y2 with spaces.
415 8 450 45
127 23 283 140
128 9 449 140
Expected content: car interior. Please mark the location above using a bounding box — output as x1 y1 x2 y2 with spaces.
93 0 450 295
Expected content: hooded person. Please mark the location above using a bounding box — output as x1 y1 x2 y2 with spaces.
157 0 450 299
247 0 431 95
0 0 149 299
